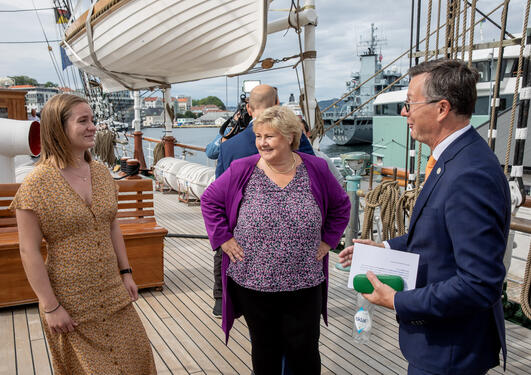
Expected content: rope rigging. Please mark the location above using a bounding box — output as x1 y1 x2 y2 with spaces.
31 0 66 88
319 1 504 138
504 0 530 175
356 0 531 324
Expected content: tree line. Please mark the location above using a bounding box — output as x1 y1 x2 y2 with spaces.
9 75 58 87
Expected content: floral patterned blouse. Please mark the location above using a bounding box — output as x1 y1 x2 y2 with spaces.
228 163 324 292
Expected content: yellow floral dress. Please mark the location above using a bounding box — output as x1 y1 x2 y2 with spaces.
10 160 156 375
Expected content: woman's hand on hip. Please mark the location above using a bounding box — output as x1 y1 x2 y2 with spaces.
45 306 78 334
122 274 139 301
221 238 244 263
316 241 331 261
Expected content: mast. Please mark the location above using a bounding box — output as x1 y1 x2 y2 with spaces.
303 0 316 142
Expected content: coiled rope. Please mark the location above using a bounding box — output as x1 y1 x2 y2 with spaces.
93 129 116 166
522 241 531 320
361 180 401 241
153 140 165 166
395 189 417 236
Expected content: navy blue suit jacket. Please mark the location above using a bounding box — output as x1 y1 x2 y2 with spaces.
215 122 315 178
388 127 510 374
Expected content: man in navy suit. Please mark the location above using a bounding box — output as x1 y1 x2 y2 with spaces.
340 59 510 374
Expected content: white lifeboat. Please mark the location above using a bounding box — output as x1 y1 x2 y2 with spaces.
153 157 215 198
62 0 268 92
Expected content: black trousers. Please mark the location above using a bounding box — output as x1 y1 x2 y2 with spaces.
229 278 323 375
213 248 222 299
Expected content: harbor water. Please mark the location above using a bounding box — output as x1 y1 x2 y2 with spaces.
136 127 372 167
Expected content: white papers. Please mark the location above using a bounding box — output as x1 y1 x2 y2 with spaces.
347 243 420 291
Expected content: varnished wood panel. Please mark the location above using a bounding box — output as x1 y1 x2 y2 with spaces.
0 89 27 120
0 178 167 307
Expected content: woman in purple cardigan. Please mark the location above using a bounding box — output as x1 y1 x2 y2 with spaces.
201 106 350 375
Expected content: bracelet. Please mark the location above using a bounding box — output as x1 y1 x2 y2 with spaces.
44 303 61 314
119 268 133 275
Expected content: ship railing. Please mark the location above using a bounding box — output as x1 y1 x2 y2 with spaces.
119 134 215 169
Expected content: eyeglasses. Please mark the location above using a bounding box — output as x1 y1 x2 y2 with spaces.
403 99 440 112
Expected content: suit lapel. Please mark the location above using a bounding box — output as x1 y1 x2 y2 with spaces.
408 127 479 235
408 160 444 231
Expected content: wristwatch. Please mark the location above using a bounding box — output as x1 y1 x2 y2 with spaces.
119 268 133 275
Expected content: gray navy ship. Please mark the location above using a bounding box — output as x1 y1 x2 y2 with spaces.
323 24 407 146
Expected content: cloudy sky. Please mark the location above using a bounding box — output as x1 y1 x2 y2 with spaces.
0 0 526 106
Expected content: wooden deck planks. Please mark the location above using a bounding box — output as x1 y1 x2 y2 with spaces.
25 307 52 375
13 309 34 375
0 310 16 375
0 191 530 374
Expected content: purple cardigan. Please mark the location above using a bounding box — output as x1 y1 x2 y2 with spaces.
201 152 350 343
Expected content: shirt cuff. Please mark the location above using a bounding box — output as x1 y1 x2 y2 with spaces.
383 241 390 249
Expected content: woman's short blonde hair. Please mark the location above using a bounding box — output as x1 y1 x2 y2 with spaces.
40 94 92 168
253 105 302 150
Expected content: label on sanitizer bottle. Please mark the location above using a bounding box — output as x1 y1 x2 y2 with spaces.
355 307 372 333
353 293 374 344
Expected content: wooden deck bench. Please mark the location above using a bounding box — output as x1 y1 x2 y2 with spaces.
0 178 167 308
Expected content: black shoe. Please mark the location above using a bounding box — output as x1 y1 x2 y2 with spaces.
212 298 222 318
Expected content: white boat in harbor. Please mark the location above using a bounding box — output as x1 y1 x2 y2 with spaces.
372 43 525 169
63 0 268 92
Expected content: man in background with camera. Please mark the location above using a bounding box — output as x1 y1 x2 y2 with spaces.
210 83 314 317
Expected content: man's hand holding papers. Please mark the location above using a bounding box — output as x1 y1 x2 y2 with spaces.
338 239 383 267
340 240 420 311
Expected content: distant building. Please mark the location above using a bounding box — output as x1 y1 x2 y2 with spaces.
175 118 195 126
9 85 61 114
141 107 164 127
196 110 231 125
58 87 86 97
190 104 220 115
0 77 15 88
107 90 134 124
175 96 192 112
143 96 163 109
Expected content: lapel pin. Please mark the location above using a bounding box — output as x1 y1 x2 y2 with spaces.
436 167 441 175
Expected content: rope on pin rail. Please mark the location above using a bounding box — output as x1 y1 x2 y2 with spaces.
521 241 531 320
93 129 117 166
396 189 417 236
361 180 401 241
153 140 165 166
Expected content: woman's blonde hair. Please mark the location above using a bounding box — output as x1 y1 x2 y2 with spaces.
39 94 92 168
253 105 302 150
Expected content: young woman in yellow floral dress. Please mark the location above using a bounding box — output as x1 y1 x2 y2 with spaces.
11 94 156 374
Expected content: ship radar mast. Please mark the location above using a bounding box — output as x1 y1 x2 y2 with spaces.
357 23 387 56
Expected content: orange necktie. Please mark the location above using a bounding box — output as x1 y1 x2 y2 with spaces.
425 155 436 180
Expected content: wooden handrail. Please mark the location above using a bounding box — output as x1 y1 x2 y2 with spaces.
511 216 531 234
125 134 206 152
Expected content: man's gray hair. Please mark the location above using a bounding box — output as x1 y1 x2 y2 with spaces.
409 59 479 118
